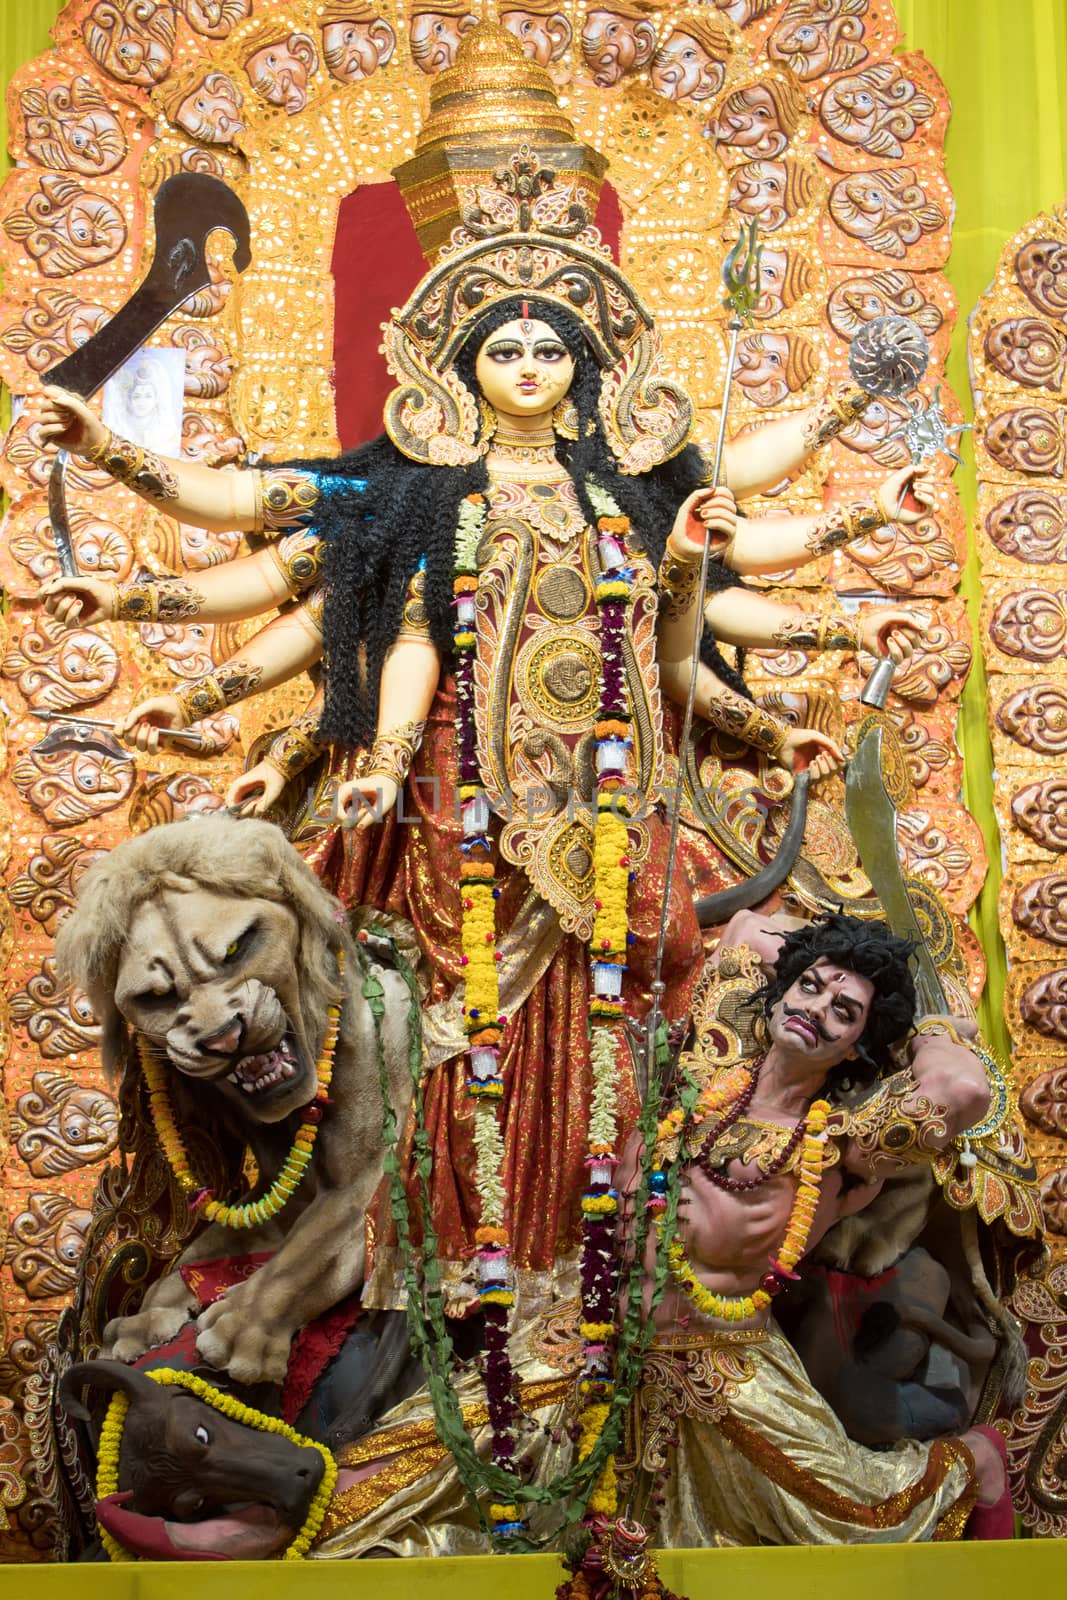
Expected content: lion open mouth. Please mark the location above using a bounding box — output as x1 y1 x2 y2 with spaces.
225 1035 302 1096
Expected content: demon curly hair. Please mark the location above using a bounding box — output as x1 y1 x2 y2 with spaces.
276 294 747 748
756 912 918 1089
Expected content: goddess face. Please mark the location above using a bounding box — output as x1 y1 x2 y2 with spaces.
650 33 724 102
474 318 575 423
501 8 572 67
580 9 656 88
322 17 396 83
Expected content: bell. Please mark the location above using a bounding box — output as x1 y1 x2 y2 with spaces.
859 655 896 709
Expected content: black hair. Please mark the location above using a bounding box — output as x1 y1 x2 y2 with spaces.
755 911 917 1091
286 294 747 748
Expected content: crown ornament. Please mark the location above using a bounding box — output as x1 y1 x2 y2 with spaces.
383 26 693 472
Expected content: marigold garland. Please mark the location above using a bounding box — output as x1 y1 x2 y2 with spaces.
140 951 345 1228
577 481 639 1520
657 1097 832 1320
94 1368 337 1561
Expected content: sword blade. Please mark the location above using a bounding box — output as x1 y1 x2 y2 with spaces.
845 722 948 1016
47 452 80 576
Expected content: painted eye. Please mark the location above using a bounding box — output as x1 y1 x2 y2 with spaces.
195 1424 210 1445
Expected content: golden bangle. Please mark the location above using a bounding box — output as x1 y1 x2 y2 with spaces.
87 429 179 502
658 545 703 622
174 660 264 724
773 611 862 652
262 715 326 782
803 498 889 559
367 719 425 787
736 702 789 756
801 382 872 451
259 467 321 533
267 530 326 593
113 580 205 623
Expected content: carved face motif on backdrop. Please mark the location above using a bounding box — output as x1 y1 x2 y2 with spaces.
984 317 1067 391
708 82 799 159
768 0 869 82
9 958 101 1061
580 7 657 87
20 77 126 175
173 71 245 143
321 16 396 82
820 63 935 160
734 330 817 406
752 247 815 318
1015 238 1067 319
179 0 251 39
244 33 319 114
984 407 1065 478
650 31 726 102
984 490 1067 565
3 174 127 279
8 834 107 936
828 170 946 261
501 7 573 67
728 160 812 232
1012 779 1067 853
826 269 944 342
2 288 111 374
5 1193 92 1298
713 0 775 23
3 615 120 711
11 730 135 828
8 506 132 587
408 10 478 74
84 0 177 87
13 1071 119 1179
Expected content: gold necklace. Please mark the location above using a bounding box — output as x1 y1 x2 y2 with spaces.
488 433 559 468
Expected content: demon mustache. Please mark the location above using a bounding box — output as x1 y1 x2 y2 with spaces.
782 1004 832 1043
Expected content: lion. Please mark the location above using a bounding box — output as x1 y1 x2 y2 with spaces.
56 814 414 1386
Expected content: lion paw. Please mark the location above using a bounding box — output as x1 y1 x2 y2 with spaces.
195 1297 293 1385
102 1304 192 1363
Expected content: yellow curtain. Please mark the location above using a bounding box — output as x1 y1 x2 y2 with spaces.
0 4 61 188
3 2 1067 1051
895 0 1067 1053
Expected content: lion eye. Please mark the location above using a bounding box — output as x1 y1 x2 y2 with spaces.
225 939 240 958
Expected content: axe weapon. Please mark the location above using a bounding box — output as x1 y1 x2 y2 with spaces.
42 174 252 576
844 717 948 1017
27 707 208 752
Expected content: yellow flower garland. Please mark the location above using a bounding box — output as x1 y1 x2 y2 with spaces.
659 1098 831 1321
94 1367 338 1561
141 951 345 1228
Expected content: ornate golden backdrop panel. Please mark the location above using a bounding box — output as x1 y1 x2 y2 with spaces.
0 0 978 1558
969 200 1067 1534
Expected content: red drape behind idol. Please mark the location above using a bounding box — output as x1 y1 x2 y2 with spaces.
330 180 624 448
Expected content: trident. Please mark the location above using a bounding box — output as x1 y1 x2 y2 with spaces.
635 221 762 1092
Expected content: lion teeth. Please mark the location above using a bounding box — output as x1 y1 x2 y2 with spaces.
229 1046 300 1094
